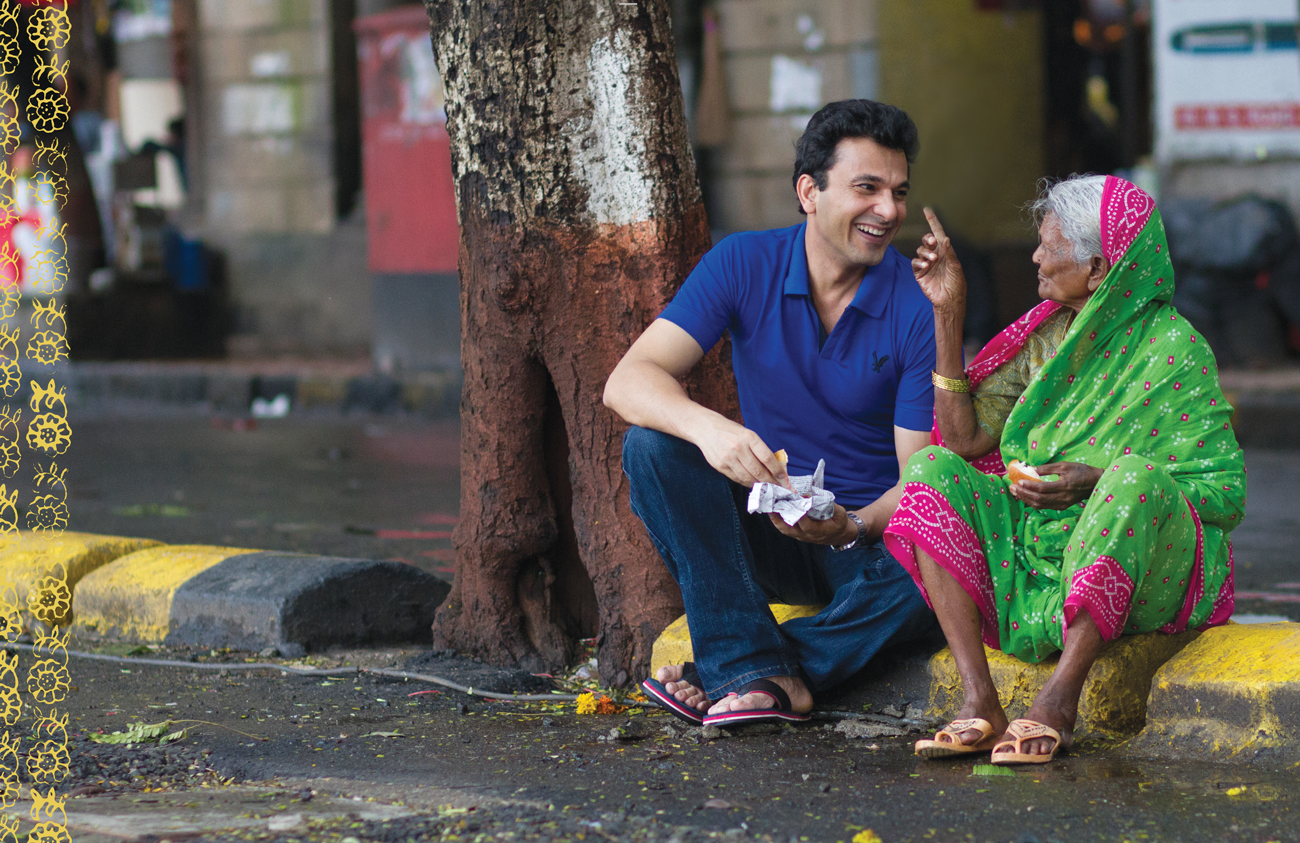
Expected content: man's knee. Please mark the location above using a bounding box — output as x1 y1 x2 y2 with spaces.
623 426 680 474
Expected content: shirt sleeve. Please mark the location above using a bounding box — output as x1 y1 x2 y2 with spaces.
892 303 938 431
657 243 738 354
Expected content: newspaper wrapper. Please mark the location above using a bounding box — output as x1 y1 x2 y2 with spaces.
746 459 836 525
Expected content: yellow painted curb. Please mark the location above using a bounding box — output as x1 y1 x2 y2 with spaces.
71 545 259 643
0 531 161 626
1133 622 1300 759
649 604 823 677
926 631 1200 739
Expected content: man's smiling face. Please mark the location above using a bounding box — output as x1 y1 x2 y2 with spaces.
799 136 910 271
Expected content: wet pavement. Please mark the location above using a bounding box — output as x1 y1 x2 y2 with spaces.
17 415 1300 841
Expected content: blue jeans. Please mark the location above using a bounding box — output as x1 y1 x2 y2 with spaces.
623 426 937 698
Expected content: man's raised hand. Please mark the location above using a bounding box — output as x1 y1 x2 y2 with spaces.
912 207 966 315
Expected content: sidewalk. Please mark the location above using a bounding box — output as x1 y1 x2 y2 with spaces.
62 359 462 418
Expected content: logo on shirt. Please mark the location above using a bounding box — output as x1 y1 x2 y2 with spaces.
871 352 890 373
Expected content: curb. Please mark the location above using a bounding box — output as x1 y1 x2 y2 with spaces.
1130 622 1300 763
650 606 1300 758
0 532 161 625
925 632 1199 740
58 362 463 418
72 545 259 643
0 531 449 654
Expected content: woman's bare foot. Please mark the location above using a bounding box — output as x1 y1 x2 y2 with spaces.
1014 683 1077 755
705 674 813 716
941 693 1009 746
655 664 710 714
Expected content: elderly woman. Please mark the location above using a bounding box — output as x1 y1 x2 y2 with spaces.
886 175 1243 764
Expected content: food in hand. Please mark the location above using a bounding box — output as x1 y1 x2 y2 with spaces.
1006 459 1041 485
774 449 788 468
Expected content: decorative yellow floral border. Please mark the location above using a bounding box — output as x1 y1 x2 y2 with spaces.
0 1 75 840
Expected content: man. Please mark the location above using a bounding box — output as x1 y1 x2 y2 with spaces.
603 99 938 725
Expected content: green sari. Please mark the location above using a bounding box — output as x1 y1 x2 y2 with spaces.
884 177 1244 662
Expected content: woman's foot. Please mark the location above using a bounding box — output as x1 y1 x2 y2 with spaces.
938 697 1009 748
655 663 710 715
705 674 813 716
1014 690 1076 756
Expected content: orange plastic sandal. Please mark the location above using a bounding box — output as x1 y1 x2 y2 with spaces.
914 718 1001 759
990 719 1066 765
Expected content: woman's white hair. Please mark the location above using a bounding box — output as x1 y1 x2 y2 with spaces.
1029 175 1107 265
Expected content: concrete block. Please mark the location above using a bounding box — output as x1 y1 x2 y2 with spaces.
717 0 876 53
206 135 333 188
71 545 256 643
712 172 805 233
205 373 254 412
163 552 451 656
207 188 289 235
721 115 810 171
201 30 329 82
288 182 335 234
926 632 1201 740
295 376 348 410
725 52 852 115
344 376 403 414
1131 623 1300 763
199 0 323 32
649 604 822 676
0 532 161 627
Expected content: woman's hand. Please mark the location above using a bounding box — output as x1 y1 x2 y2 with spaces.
1009 462 1104 510
912 207 967 317
769 504 855 546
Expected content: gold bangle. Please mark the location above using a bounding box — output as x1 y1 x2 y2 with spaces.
932 370 971 393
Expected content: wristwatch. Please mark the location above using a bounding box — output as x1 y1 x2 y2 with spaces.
831 511 866 552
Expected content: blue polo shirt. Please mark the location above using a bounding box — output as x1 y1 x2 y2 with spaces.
659 222 936 508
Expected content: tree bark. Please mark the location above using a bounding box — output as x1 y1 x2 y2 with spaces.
424 0 738 683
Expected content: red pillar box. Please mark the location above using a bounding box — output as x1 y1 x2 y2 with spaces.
355 6 458 273
355 7 460 373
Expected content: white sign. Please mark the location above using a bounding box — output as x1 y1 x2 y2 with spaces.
1155 0 1300 160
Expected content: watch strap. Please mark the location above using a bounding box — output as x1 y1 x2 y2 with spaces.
832 511 866 552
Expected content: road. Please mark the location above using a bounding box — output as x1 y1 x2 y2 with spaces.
20 416 1300 842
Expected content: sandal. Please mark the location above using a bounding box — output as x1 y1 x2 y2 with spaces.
990 719 1067 765
914 718 1001 759
641 662 711 725
701 678 811 726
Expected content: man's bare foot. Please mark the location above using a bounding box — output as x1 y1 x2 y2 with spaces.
706 674 812 716
655 664 710 714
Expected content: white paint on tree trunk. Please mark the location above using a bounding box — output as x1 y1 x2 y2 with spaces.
572 31 655 226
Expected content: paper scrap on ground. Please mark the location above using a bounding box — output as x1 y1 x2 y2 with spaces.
747 459 835 525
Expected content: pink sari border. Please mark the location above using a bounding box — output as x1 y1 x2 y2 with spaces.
1161 495 1207 635
1202 541 1236 629
1064 555 1134 642
1100 176 1156 266
884 482 1000 649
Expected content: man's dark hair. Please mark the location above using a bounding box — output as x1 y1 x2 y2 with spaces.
792 100 919 214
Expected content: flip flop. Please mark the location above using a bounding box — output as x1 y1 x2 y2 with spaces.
701 678 811 726
641 662 711 725
990 719 1067 765
914 718 1001 759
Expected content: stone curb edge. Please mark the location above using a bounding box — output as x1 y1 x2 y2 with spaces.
652 605 1300 763
1 531 450 655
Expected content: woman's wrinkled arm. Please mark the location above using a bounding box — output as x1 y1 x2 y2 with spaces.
912 208 999 461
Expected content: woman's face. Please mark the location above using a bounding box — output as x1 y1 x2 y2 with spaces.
1032 213 1104 311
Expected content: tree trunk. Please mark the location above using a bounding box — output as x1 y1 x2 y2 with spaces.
424 0 738 684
